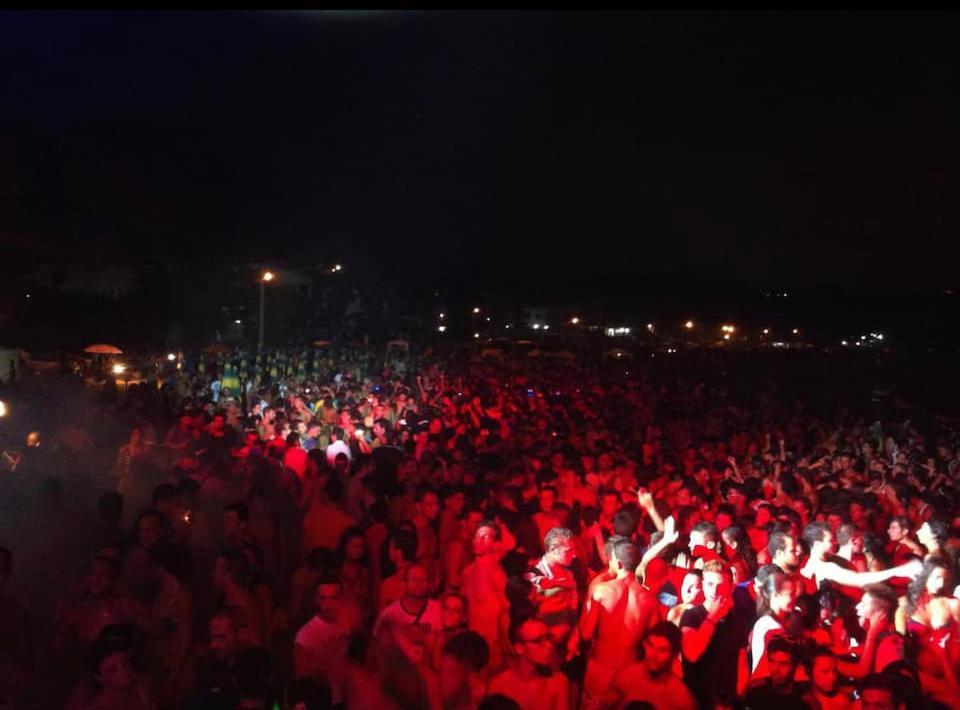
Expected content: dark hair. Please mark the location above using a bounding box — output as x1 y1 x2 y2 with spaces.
478 694 522 710
906 556 952 615
414 484 438 503
224 501 250 523
323 476 345 504
645 620 681 655
87 637 132 680
442 630 490 671
476 520 502 541
613 509 640 537
860 673 900 705
767 635 801 663
390 527 419 563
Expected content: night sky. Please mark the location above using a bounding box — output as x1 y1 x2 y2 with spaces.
2 11 959 292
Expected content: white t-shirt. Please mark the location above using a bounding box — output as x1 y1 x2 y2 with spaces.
750 614 783 673
373 598 442 639
294 615 350 703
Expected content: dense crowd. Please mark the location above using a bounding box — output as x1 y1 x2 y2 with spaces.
3 346 960 710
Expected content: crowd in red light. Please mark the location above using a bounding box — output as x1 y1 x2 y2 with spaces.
2 347 960 710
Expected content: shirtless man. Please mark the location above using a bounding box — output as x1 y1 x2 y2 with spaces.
579 539 660 706
461 520 509 671
487 617 570 710
612 621 695 710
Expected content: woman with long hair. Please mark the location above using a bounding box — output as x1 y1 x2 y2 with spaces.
749 568 802 679
900 556 960 706
721 525 757 585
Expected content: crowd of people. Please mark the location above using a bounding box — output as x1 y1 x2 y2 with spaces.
3 345 960 709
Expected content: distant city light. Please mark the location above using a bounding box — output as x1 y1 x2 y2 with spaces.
112 364 126 375
437 325 447 333
684 320 694 329
234 319 242 325
485 317 491 322
167 353 176 361
0 400 6 417
877 333 884 340
473 307 481 314
647 323 654 331
723 334 731 340
261 271 275 282
25 293 31 299
332 263 342 272
762 328 770 335
543 324 550 330
532 324 541 330
439 312 445 319
505 324 511 329
570 317 580 325
841 340 848 346
792 328 799 335
473 332 480 338
721 324 735 333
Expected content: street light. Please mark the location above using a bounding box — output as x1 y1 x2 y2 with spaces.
259 271 276 350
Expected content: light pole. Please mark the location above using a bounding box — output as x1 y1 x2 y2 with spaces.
259 271 275 350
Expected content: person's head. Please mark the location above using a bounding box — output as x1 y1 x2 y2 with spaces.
415 485 440 522
208 612 239 660
543 527 576 567
135 510 168 551
860 673 905 710
757 569 800 620
213 549 250 591
87 638 135 692
442 630 490 674
86 555 120 598
907 556 952 613
689 521 719 552
768 531 801 572
337 526 367 565
224 501 250 539
538 486 558 514
856 584 898 631
441 592 468 631
714 505 736 536
887 517 909 543
312 574 343 623
472 520 501 557
803 521 835 560
917 518 948 551
403 563 430 600
680 570 703 605
641 621 681 676
389 527 419 566
837 523 864 553
509 617 556 670
611 539 641 575
599 489 620 518
808 646 839 696
766 636 800 689
701 559 732 603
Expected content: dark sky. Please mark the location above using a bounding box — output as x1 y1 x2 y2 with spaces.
2 11 959 292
